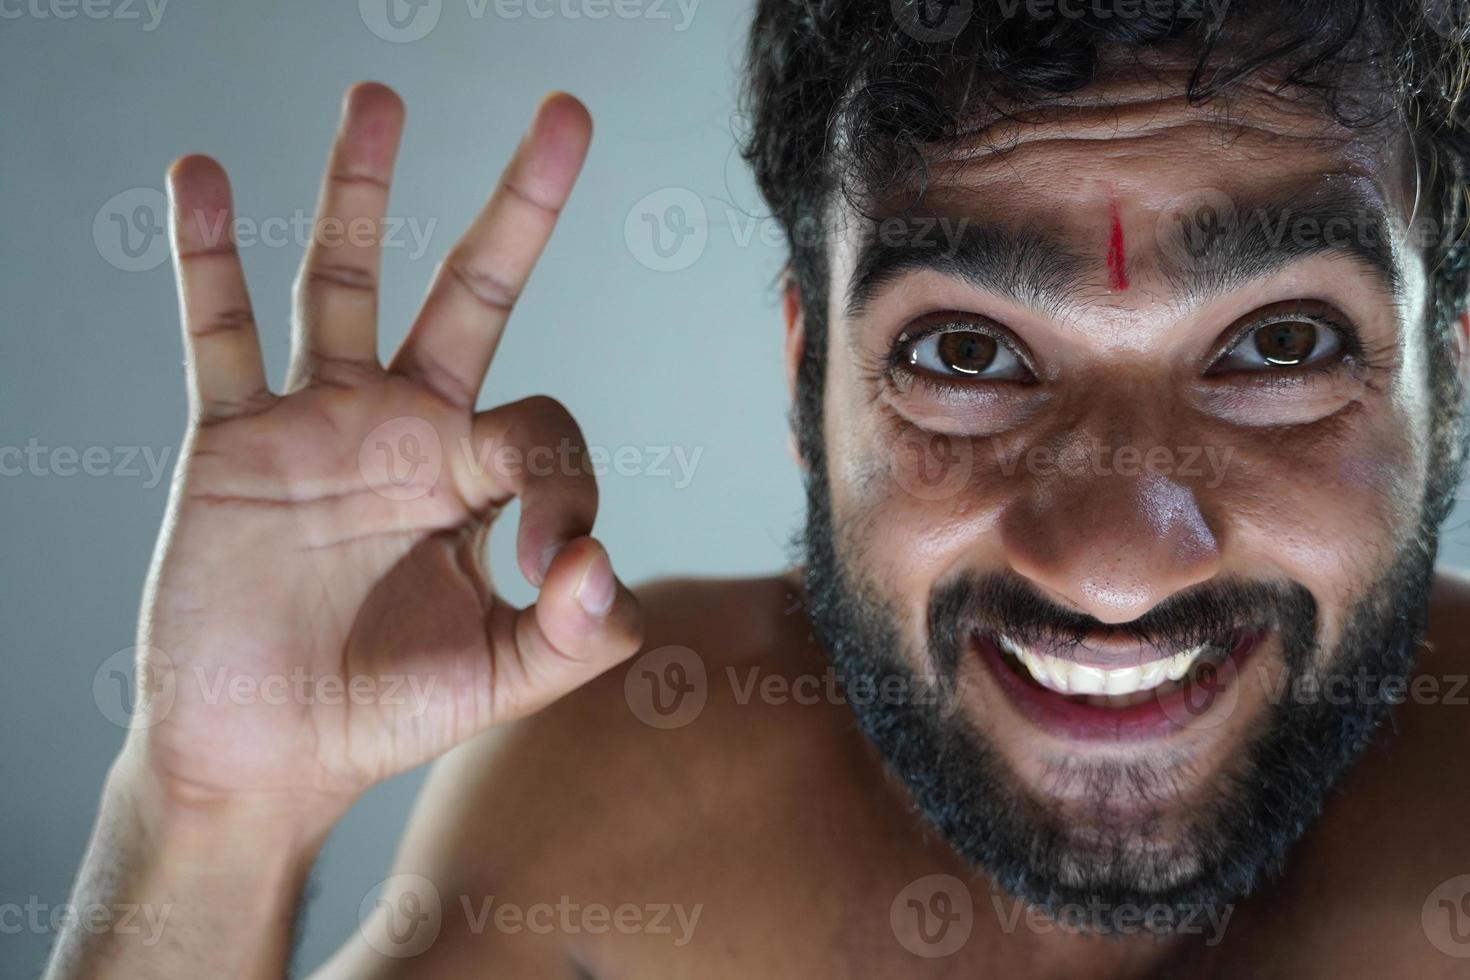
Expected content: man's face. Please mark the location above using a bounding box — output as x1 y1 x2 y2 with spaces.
799 64 1448 928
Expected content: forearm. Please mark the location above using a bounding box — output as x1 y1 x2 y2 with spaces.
43 749 337 980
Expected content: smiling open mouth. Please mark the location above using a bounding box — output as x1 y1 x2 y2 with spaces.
997 633 1234 706
975 627 1264 741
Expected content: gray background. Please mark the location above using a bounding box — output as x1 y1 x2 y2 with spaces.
4 1 1469 976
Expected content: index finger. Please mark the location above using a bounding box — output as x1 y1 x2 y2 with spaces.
388 92 592 407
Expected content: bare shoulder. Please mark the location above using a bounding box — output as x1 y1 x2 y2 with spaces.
356 573 871 947
317 574 859 974
1413 567 1470 727
1300 568 1470 913
1393 566 1470 767
1344 568 1470 801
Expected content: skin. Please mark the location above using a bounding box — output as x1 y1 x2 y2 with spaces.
819 65 1438 859
43 68 1470 979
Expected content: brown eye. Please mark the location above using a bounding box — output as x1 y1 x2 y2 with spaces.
932 331 998 374
900 323 1030 382
1254 321 1317 366
1211 309 1345 375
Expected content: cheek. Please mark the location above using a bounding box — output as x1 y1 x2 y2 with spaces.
824 405 1015 623
825 393 1428 620
1207 405 1426 617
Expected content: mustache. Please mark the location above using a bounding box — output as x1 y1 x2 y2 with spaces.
929 573 1318 669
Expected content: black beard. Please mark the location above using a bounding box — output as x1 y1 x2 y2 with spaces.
799 466 1437 938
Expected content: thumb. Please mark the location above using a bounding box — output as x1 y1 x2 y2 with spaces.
492 535 642 721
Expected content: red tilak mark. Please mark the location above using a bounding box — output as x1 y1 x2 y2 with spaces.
1106 200 1129 291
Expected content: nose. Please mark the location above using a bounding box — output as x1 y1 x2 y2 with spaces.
997 449 1222 624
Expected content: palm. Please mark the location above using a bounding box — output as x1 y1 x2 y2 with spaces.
132 85 639 809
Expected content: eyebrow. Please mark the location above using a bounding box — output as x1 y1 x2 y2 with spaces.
1158 185 1402 304
844 221 1091 319
842 186 1404 320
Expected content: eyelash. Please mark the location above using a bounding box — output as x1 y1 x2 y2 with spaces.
880 303 1389 395
1209 304 1367 375
882 316 1034 393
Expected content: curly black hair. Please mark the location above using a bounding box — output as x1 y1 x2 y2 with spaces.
740 0 1470 524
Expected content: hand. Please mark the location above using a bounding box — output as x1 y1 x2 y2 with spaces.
126 82 640 821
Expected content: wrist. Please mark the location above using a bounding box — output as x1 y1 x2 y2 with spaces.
44 748 339 980
105 745 343 884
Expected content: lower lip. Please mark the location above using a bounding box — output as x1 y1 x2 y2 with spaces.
975 630 1262 743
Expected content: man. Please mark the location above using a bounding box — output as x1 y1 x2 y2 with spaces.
43 1 1470 976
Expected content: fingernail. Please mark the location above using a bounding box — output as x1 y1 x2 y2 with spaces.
536 542 561 584
574 549 615 618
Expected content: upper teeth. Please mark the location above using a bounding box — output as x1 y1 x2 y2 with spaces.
997 636 1210 697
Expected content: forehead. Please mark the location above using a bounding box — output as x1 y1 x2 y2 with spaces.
826 64 1417 306
920 63 1404 207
